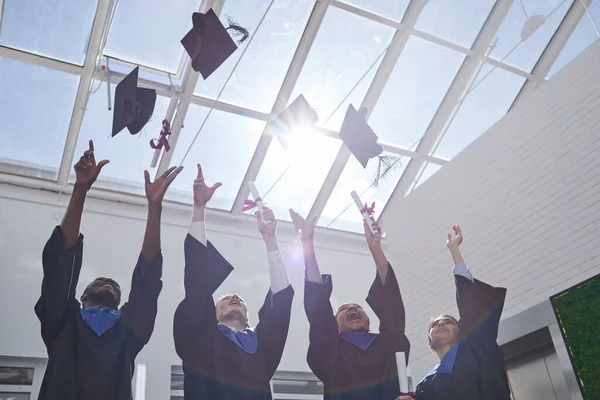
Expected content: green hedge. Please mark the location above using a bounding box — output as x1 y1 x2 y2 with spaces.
552 274 600 400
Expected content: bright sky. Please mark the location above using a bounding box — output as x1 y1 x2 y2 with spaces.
0 0 598 233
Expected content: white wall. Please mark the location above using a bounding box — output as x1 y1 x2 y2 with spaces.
0 183 382 399
381 39 600 381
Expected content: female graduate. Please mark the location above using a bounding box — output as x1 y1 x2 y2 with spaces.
397 225 510 400
173 164 294 399
289 210 410 400
35 140 182 400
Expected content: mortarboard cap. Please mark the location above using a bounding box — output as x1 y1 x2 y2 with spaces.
270 94 319 151
339 104 402 187
181 9 248 80
111 67 157 136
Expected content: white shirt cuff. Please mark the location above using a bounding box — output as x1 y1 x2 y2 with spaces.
268 250 290 294
453 261 474 282
189 221 207 246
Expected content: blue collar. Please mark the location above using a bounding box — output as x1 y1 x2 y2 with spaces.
426 342 460 377
339 332 378 350
80 307 121 336
218 324 258 354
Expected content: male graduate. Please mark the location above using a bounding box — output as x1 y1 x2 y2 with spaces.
397 225 510 400
35 140 182 400
173 164 294 399
289 210 410 400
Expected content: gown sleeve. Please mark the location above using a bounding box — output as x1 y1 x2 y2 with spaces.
121 252 164 358
456 275 507 354
254 284 295 378
173 234 234 362
365 264 411 357
34 226 83 351
304 274 339 382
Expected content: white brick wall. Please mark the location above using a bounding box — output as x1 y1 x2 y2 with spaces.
381 39 600 381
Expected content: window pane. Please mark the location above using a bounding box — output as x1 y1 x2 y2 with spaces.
252 131 342 221
432 63 525 159
408 162 442 194
491 0 574 72
167 106 265 211
71 81 171 194
0 57 79 178
369 36 464 149
337 0 410 20
416 0 496 48
548 1 600 78
291 7 395 131
104 0 201 73
0 393 30 400
194 0 314 113
0 0 98 65
319 153 408 233
0 367 34 385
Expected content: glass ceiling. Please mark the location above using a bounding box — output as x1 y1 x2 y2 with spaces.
0 0 598 234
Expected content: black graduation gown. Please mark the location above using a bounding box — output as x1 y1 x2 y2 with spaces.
414 276 510 400
304 265 411 400
173 234 294 400
34 226 163 400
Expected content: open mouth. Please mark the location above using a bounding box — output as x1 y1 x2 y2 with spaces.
347 312 361 321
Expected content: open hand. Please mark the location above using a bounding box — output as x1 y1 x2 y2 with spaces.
446 224 463 250
193 164 222 207
74 140 109 189
364 216 382 248
256 207 277 237
289 209 317 241
144 166 183 205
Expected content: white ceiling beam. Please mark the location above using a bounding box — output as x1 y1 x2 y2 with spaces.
230 0 333 214
511 0 593 110
154 0 223 177
190 95 271 121
0 45 84 75
384 0 513 214
307 0 429 220
56 0 116 186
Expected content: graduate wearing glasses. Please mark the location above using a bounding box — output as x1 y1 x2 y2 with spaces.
398 225 510 400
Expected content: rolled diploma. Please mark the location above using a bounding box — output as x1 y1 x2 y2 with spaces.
350 191 378 236
248 181 271 225
395 351 409 394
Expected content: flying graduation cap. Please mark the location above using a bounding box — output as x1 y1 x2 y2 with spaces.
270 94 319 151
111 67 157 136
181 9 249 79
339 104 402 187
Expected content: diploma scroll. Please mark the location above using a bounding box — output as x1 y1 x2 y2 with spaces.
396 351 415 396
248 181 271 226
350 191 378 236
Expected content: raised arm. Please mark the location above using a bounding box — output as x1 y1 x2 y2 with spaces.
173 164 232 361
122 166 182 356
446 225 507 346
34 141 108 350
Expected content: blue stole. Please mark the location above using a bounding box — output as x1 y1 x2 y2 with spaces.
80 307 121 336
339 331 378 350
425 342 460 377
218 324 258 354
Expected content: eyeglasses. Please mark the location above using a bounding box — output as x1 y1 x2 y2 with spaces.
431 317 457 328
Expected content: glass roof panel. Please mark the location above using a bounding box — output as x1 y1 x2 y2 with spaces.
0 57 79 178
408 162 442 194
104 0 201 73
251 131 342 221
547 2 600 78
416 0 496 48
432 63 526 159
338 0 410 21
70 81 171 194
368 36 465 149
194 0 314 113
291 7 395 132
167 105 265 211
0 0 98 65
318 152 408 233
490 0 574 72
